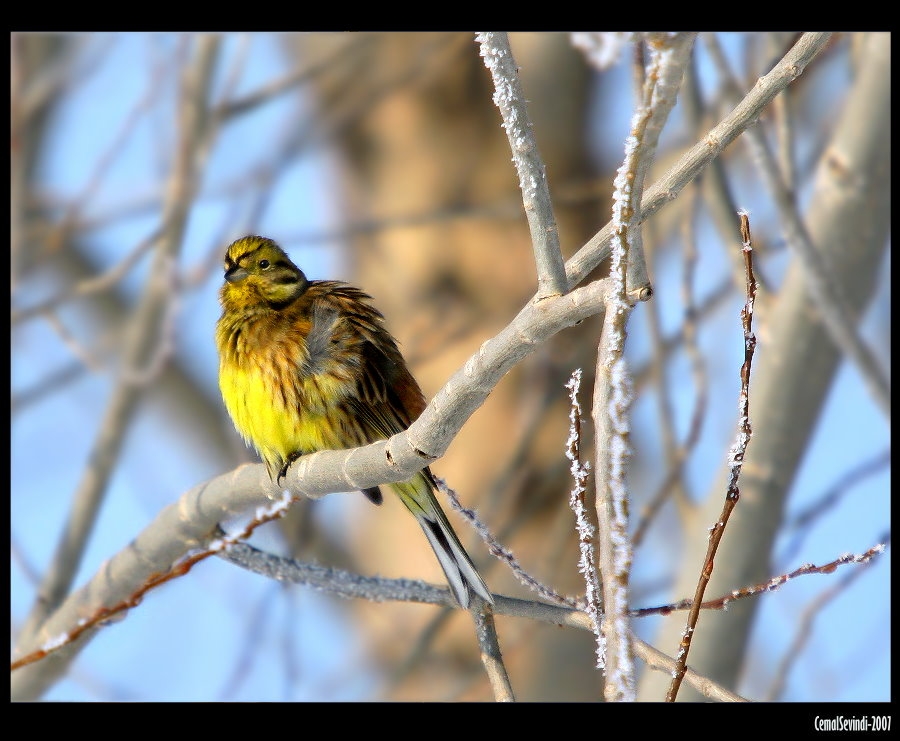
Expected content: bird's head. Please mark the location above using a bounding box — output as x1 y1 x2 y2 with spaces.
220 235 308 310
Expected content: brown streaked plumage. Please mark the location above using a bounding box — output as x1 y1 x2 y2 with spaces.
215 235 492 608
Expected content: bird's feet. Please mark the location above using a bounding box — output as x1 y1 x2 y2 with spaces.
277 451 303 486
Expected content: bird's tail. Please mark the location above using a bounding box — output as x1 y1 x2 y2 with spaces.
392 473 493 609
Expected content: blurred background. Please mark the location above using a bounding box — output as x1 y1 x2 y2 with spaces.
10 32 890 702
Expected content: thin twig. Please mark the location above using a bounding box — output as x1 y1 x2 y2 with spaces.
11 230 161 325
11 491 295 673
666 210 758 701
631 541 888 617
636 636 748 702
441 478 578 609
564 370 603 663
764 532 890 701
471 602 516 701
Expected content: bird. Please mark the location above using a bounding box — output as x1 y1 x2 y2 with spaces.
215 235 492 608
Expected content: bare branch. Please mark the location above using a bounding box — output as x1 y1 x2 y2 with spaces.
703 32 890 419
476 32 567 298
471 604 516 702
666 211 758 701
589 32 698 703
15 34 222 653
564 369 602 658
441 478 577 608
565 32 832 290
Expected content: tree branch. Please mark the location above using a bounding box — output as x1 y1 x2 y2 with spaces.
477 31 567 298
564 32 832 290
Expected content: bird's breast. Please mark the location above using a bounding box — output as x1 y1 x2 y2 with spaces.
218 315 358 460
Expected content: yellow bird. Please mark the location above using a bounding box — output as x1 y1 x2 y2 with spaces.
215 235 492 608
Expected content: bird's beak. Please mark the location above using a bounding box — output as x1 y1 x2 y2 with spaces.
224 265 249 284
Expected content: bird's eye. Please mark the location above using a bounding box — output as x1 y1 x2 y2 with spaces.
259 259 270 269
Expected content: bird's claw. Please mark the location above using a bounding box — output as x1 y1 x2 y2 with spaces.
277 452 302 486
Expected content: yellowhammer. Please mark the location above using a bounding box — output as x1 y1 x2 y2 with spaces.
215 235 492 608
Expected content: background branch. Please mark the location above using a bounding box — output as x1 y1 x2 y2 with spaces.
565 32 832 289
16 36 221 649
